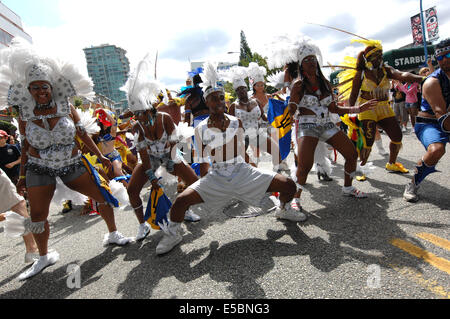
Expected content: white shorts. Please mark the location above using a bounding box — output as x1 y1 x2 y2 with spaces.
189 163 276 213
0 169 24 213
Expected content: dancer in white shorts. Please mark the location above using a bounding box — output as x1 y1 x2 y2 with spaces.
155 62 306 255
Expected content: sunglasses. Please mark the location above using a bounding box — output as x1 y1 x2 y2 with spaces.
302 56 316 63
436 52 450 61
29 84 51 91
133 110 146 116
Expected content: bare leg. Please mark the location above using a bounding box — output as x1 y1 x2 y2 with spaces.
65 172 118 233
326 131 358 187
295 136 319 198
127 164 148 224
10 200 38 253
169 188 204 223
27 184 56 257
378 117 403 164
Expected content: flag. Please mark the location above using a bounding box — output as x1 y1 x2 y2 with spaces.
267 98 292 160
144 187 172 230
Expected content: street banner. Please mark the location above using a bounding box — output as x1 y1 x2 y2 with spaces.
411 7 439 45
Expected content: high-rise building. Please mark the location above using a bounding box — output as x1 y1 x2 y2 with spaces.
0 1 32 48
83 44 130 111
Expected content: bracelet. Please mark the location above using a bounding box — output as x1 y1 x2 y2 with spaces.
19 175 26 180
348 106 360 114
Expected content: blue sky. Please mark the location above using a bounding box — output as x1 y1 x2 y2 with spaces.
2 0 63 27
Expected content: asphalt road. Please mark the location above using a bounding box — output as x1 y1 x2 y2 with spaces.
0 129 448 301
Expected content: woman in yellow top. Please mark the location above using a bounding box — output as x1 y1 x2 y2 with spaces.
340 39 423 173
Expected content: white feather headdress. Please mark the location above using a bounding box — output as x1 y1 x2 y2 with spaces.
200 61 225 99
247 62 267 87
265 33 323 69
0 38 95 120
219 65 248 90
121 54 163 112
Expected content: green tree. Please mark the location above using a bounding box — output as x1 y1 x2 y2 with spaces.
239 30 253 66
73 97 83 108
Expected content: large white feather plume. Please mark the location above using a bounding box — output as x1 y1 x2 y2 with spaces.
77 109 100 135
265 33 323 69
266 70 286 89
199 61 220 91
121 53 163 112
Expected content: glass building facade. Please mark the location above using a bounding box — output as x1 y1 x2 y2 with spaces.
83 44 130 111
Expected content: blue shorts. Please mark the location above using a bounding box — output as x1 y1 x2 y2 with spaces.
405 102 418 109
415 122 449 150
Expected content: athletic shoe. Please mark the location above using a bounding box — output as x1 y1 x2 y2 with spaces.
103 231 134 246
386 162 409 174
62 200 73 214
184 210 201 222
156 223 183 255
342 186 368 198
356 174 367 181
259 193 280 213
18 250 60 280
403 182 419 203
136 223 151 241
275 200 307 222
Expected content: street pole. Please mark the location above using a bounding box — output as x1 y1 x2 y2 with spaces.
420 0 428 66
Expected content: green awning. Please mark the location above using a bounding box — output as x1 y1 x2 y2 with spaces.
383 45 436 71
330 69 343 87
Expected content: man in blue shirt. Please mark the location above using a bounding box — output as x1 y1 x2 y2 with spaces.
404 38 450 202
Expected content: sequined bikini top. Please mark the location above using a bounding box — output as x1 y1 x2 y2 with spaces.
26 116 76 150
235 106 261 131
298 93 333 119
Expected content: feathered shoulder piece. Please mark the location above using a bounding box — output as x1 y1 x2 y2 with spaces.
0 38 94 120
336 38 383 101
247 62 267 86
219 65 248 90
200 61 224 99
121 54 163 112
266 70 286 90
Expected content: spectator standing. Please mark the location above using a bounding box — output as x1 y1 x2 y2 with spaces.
0 130 21 184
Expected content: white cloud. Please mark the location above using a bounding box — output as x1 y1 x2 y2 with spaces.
19 0 450 92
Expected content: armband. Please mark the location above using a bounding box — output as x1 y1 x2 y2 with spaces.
184 110 192 114
145 169 158 182
438 113 450 133
288 101 300 108
75 122 86 134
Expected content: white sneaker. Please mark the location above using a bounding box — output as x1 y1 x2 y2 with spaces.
403 182 419 203
342 186 368 198
136 223 151 241
103 231 134 246
184 210 201 222
156 221 183 255
275 200 307 222
18 250 60 280
259 193 280 213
